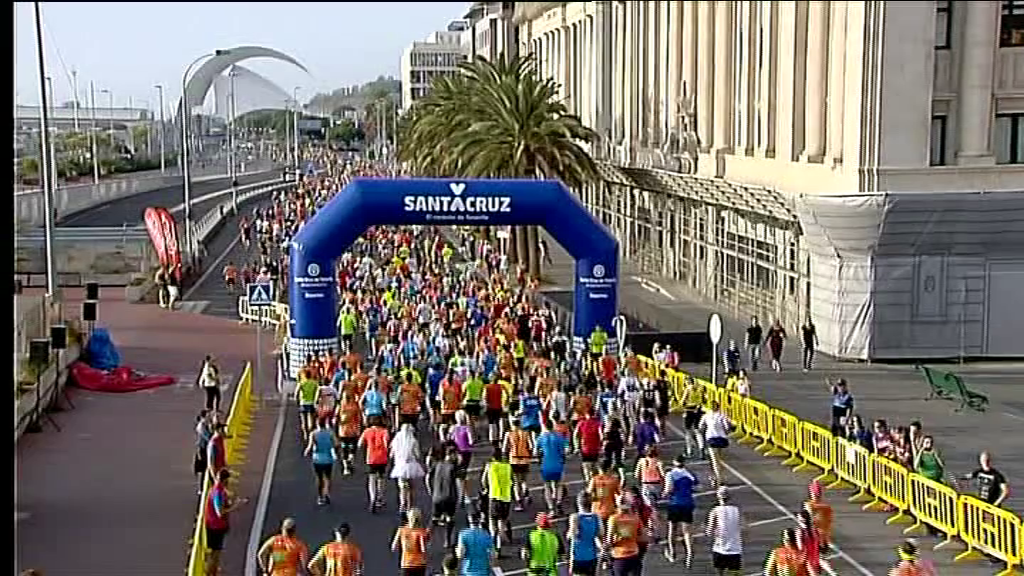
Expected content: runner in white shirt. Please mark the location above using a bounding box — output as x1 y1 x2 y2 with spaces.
315 383 339 426
706 487 743 576
698 400 732 486
616 371 641 443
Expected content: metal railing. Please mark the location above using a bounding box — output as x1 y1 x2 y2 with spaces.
192 181 294 246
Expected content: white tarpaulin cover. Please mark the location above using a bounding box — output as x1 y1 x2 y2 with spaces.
796 191 1024 360
212 65 293 120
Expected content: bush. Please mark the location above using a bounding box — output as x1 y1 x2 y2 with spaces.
20 157 39 177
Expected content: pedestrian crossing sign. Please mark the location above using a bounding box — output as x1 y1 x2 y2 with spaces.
248 282 275 307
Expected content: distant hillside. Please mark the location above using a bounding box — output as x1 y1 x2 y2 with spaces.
307 76 401 115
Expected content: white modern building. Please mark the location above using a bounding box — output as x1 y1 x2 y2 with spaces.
400 21 472 112
515 1 1024 360
461 2 518 62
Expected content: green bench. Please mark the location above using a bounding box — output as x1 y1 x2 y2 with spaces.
917 365 989 412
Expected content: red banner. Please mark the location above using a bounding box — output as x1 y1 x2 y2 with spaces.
156 208 183 282
143 207 169 269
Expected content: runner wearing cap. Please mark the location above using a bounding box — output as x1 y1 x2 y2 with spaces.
662 454 700 566
257 517 310 576
307 523 363 576
521 512 564 576
456 511 495 576
567 491 603 576
606 493 642 576
706 487 744 576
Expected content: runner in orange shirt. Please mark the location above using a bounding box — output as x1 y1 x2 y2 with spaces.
397 373 426 429
307 523 363 576
588 461 622 521
257 517 309 576
804 480 834 553
764 529 809 576
391 508 430 576
336 391 362 475
223 261 239 294
437 371 463 442
358 416 390 512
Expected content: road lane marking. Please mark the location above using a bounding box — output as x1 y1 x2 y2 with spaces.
664 420 876 576
245 388 287 576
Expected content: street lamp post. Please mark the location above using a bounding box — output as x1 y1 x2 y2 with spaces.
33 1 57 300
228 67 238 211
71 68 80 131
181 50 230 268
100 89 114 147
292 86 300 176
89 81 100 184
46 76 58 191
155 84 166 173
127 95 135 153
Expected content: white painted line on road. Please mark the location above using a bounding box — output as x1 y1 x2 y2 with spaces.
245 392 287 576
182 234 240 301
1003 411 1024 421
664 419 876 576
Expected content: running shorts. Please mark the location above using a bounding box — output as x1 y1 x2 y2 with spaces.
611 554 641 576
580 452 600 464
205 526 228 551
666 504 695 524
300 403 316 415
367 463 387 475
313 462 333 480
511 463 531 477
683 409 701 430
523 423 542 435
541 467 563 483
440 413 456 426
455 452 472 479
707 436 729 449
399 413 419 427
486 409 504 425
402 567 427 576
489 498 511 520
571 559 597 576
712 552 742 571
463 400 482 418
433 498 457 519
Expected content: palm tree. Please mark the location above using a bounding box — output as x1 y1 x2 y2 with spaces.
398 54 598 278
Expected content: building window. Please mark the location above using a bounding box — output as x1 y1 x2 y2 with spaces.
1003 0 1024 47
995 113 1024 164
935 0 952 48
930 115 948 166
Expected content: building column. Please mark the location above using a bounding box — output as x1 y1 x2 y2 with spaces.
801 0 828 162
712 0 733 154
825 1 847 165
623 2 635 149
660 2 672 143
649 2 663 146
696 1 714 152
614 2 625 144
956 0 999 165
638 2 649 147
756 1 776 157
668 2 683 136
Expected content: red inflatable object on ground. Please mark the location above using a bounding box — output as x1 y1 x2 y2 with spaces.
69 361 177 393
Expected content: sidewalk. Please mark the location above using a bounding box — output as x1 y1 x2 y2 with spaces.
14 287 276 575
540 230 1024 515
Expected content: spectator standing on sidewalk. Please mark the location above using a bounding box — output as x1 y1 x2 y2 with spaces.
826 379 854 437
766 321 787 372
154 266 169 308
166 266 181 310
801 319 819 373
193 410 213 494
198 355 222 413
205 469 249 576
745 316 763 371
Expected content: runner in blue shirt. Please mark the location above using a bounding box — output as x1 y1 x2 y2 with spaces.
597 384 619 426
536 426 568 515
661 455 700 566
519 387 543 438
567 491 603 576
303 417 338 506
360 379 386 420
456 512 494 576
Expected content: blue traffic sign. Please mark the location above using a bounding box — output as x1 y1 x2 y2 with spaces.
247 282 275 307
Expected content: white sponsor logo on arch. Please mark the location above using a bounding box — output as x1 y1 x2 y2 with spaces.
403 182 512 214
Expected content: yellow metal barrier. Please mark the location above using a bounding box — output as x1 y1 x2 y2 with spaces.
956 495 1023 574
866 454 912 524
793 421 834 483
828 436 873 502
695 378 718 411
185 362 255 575
635 355 659 380
741 398 774 453
667 371 690 414
720 391 746 440
905 474 959 548
766 409 802 466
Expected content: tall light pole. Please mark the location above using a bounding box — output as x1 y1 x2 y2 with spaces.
155 84 166 173
89 81 100 184
46 76 58 190
181 49 230 268
292 86 300 175
33 1 57 300
100 89 114 148
71 68 80 131
127 95 135 153
228 67 238 210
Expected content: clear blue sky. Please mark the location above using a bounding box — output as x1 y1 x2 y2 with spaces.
14 2 469 111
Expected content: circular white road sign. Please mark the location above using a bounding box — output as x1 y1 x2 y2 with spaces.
708 313 723 346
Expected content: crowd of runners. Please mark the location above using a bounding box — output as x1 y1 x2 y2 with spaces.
215 148 919 576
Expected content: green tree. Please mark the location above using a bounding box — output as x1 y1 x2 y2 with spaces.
329 119 363 145
398 54 598 277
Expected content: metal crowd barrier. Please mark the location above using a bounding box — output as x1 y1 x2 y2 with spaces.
635 354 1024 575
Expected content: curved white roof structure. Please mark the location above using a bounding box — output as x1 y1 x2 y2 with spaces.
178 45 308 117
213 65 294 119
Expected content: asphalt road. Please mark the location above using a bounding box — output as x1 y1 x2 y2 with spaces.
57 171 279 228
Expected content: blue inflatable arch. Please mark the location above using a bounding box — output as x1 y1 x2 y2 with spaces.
287 178 619 377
